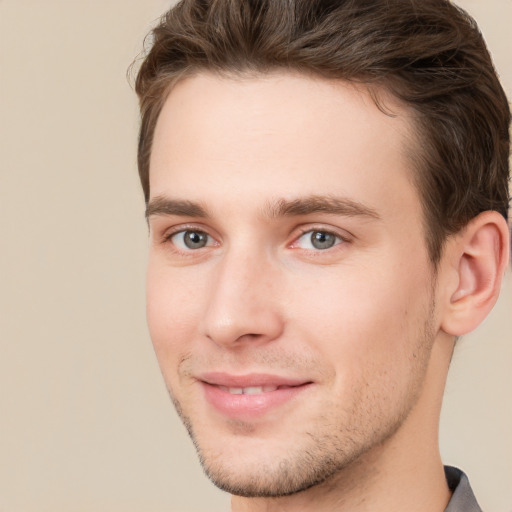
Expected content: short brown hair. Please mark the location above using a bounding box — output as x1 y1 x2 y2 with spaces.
135 0 510 262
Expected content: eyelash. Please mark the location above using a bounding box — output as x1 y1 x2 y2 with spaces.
162 226 216 251
292 227 350 250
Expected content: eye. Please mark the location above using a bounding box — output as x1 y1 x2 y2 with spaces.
295 230 341 250
170 230 213 250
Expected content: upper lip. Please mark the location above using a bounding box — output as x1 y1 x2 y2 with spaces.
198 372 312 388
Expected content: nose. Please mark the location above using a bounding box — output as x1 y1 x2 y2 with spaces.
200 250 284 348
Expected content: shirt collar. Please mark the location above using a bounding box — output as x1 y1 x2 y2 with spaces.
444 466 482 512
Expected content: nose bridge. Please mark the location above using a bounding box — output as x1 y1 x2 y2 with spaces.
201 245 283 347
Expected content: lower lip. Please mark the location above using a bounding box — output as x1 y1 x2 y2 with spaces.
201 382 312 420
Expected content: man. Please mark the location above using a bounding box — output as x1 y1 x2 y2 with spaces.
134 0 510 510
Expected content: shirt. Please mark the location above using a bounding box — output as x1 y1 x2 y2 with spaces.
444 466 483 512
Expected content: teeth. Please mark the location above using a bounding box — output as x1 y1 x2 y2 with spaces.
244 386 264 395
219 385 279 394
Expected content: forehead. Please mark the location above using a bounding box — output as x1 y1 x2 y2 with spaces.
149 72 419 222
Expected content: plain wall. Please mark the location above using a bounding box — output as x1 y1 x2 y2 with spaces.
0 1 510 511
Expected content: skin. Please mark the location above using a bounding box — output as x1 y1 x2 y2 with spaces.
145 72 509 512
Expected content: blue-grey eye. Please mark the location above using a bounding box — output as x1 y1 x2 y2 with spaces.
296 230 340 250
172 230 210 250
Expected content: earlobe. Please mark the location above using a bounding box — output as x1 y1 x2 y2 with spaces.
441 211 510 336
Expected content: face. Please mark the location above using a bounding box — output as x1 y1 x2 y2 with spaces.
146 72 438 497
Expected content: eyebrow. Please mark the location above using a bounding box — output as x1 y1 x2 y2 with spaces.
145 194 380 221
264 195 380 220
146 197 210 219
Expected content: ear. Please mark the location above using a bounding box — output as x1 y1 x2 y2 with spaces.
440 211 510 336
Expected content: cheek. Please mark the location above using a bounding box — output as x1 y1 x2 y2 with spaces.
288 259 432 369
289 269 433 428
146 264 203 369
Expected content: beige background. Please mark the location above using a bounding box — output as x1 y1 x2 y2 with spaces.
0 1 510 511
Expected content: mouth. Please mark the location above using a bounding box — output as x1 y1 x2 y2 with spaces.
216 384 294 395
197 373 313 420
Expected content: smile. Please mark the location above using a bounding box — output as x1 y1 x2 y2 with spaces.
218 385 291 394
198 373 313 420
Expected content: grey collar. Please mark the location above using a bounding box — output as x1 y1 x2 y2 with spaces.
444 466 483 512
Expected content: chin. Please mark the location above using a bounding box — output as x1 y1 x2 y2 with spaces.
198 446 341 498
185 417 371 498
